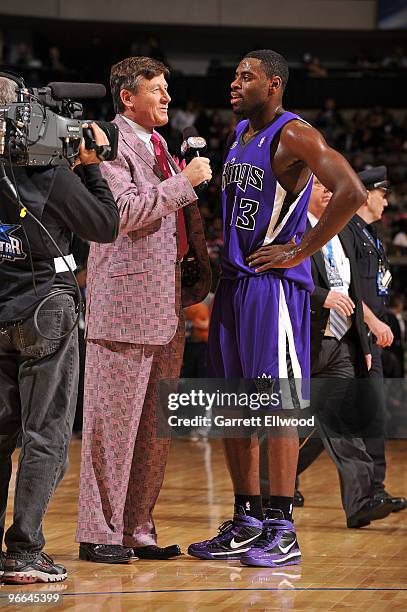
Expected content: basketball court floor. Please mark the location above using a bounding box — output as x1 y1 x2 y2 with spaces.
1 438 406 610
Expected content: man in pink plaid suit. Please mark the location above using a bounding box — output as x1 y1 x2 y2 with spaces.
76 57 212 563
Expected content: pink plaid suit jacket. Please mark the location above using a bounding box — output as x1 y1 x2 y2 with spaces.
85 114 211 345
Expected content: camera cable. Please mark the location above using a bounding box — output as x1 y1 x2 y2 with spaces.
2 155 82 341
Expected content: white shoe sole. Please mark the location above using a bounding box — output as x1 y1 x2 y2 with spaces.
3 570 67 584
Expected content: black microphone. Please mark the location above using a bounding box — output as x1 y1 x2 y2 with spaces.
181 126 208 191
47 82 106 100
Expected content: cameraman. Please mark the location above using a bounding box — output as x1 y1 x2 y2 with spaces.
0 76 119 584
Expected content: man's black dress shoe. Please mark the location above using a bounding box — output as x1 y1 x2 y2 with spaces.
132 545 182 560
79 543 133 563
347 497 393 528
374 490 407 513
294 488 305 507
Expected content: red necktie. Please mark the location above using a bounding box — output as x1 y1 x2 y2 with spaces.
150 132 189 259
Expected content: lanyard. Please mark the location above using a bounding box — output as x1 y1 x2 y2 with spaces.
324 239 346 289
324 240 336 268
353 218 387 265
361 227 383 256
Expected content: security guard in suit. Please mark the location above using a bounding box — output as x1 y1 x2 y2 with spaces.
347 166 406 513
292 177 393 527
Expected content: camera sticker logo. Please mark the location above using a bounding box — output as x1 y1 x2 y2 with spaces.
0 222 27 264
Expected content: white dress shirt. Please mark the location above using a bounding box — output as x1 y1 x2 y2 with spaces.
308 212 352 336
121 115 155 154
121 115 176 176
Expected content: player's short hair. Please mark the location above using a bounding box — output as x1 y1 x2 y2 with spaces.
110 56 170 113
0 77 18 104
243 49 289 90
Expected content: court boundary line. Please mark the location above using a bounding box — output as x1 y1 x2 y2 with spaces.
2 586 407 598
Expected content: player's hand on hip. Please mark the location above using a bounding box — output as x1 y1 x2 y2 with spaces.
323 291 355 316
247 238 301 271
182 157 212 187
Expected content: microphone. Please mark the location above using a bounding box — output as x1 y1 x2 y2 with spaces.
47 82 106 100
181 126 208 191
181 126 207 157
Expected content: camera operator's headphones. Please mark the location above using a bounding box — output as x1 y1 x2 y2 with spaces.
0 69 25 89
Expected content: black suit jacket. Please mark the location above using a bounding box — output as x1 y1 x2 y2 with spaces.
309 223 370 377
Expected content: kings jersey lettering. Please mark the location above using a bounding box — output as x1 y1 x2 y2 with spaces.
220 111 314 292
222 161 264 192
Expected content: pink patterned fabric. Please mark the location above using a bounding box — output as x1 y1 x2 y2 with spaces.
76 320 184 545
85 114 210 344
77 114 210 545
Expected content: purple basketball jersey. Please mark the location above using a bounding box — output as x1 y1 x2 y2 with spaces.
209 111 313 385
221 112 314 292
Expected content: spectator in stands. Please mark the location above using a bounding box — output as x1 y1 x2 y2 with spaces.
171 99 199 134
365 106 393 151
194 106 212 142
8 42 42 68
182 300 210 379
315 98 344 143
393 218 407 249
307 55 328 78
382 45 407 69
205 216 222 288
129 36 167 66
351 48 378 69
351 155 367 173
47 46 66 73
207 111 225 151
182 294 214 439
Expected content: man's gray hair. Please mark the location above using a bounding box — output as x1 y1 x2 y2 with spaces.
0 77 18 104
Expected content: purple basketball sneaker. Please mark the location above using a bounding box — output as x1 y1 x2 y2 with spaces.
240 509 301 568
188 506 263 560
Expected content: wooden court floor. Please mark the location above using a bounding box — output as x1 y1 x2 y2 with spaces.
1 438 407 611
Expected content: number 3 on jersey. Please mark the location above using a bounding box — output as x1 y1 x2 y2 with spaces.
232 197 259 231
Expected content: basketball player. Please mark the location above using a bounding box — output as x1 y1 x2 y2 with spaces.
188 50 367 567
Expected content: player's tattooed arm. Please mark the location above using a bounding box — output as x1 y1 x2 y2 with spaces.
247 122 367 271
